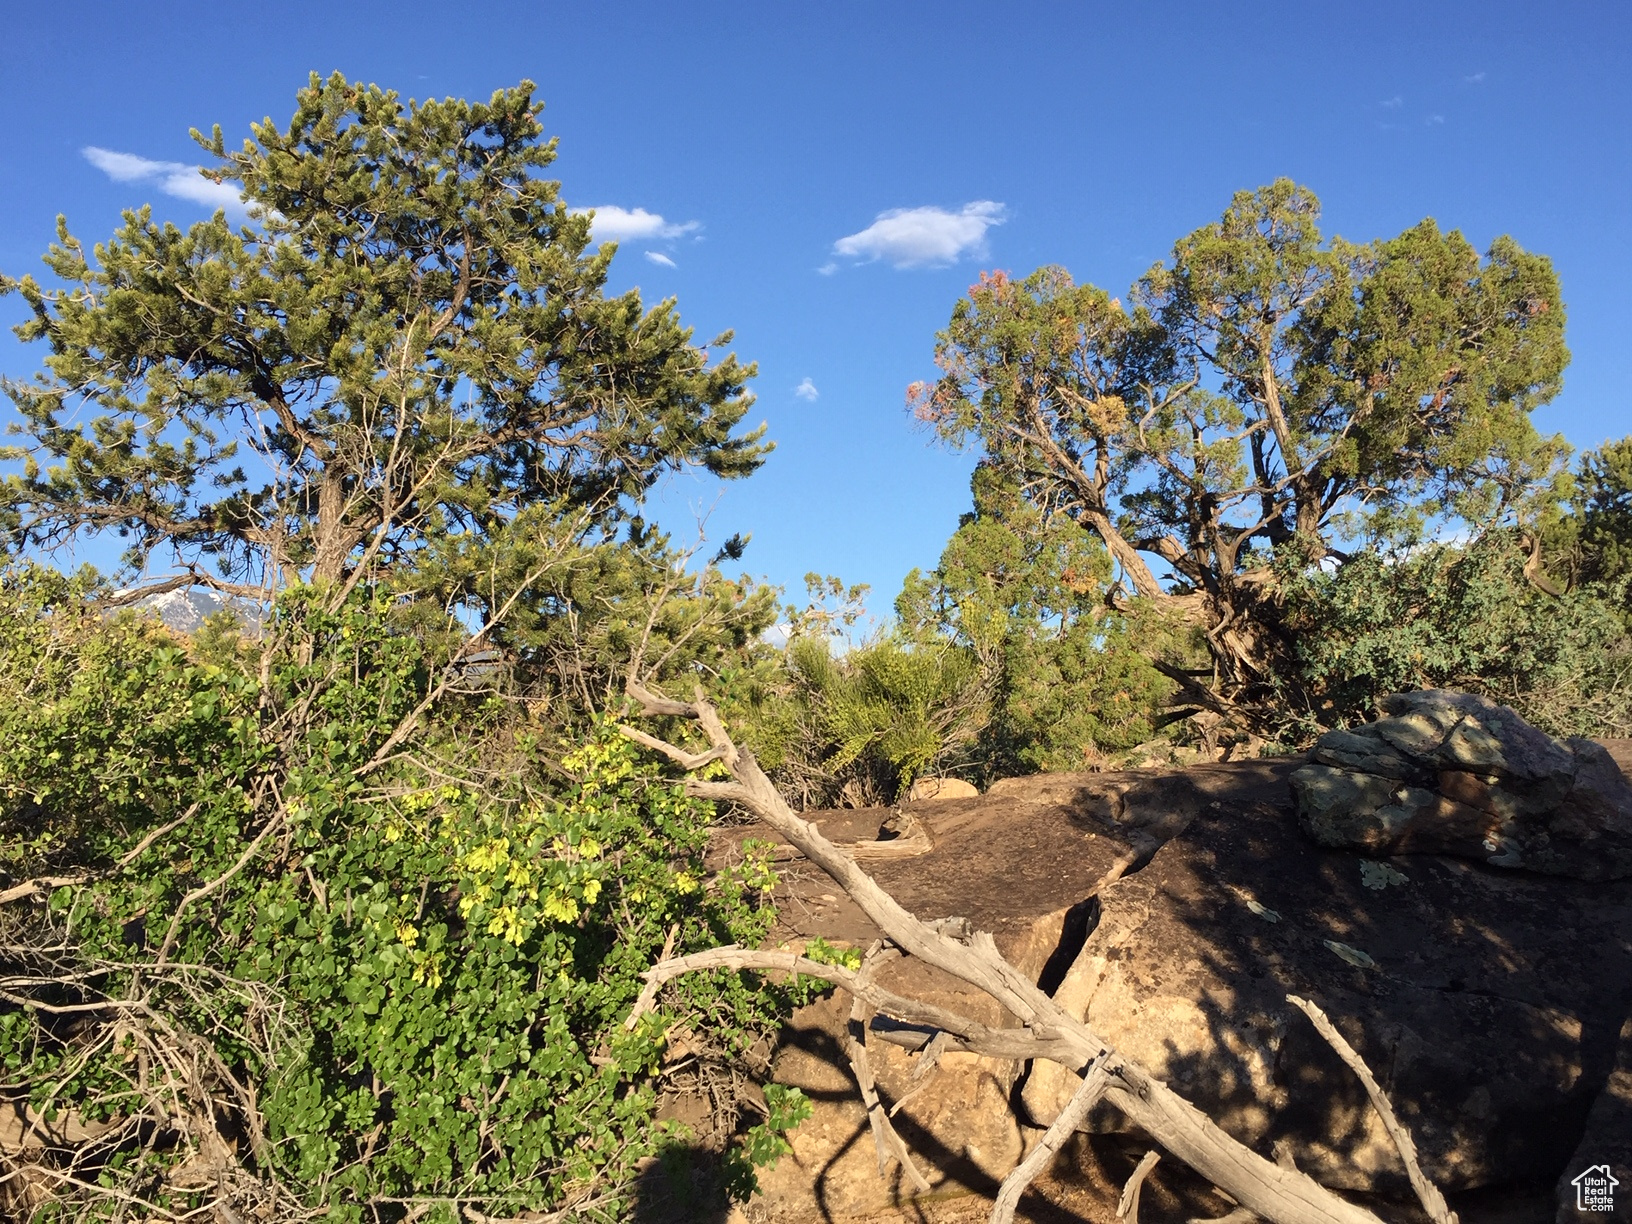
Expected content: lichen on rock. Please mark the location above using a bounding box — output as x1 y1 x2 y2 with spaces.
1290 690 1632 880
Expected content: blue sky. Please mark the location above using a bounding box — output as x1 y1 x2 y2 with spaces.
1 1 1627 618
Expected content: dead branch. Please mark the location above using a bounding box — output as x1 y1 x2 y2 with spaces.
991 1056 1113 1224
889 1030 950 1117
620 679 1387 1224
1287 995 1457 1224
0 876 85 905
848 942 932 1193
626 946 1087 1065
116 802 202 869
1117 1149 1162 1222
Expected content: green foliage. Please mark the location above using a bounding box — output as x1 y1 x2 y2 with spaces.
741 471 1184 801
719 1084 812 1201
742 628 984 808
794 634 982 802
1543 435 1632 600
0 72 765 591
0 576 806 1221
0 69 803 1224
1277 533 1632 739
0 564 266 871
911 181 1572 713
897 466 1176 775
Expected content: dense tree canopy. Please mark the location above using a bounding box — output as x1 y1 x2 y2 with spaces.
897 465 1176 772
0 73 766 605
1544 436 1632 595
910 181 1571 712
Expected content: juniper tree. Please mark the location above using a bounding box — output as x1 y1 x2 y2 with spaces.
911 180 1571 719
896 465 1175 771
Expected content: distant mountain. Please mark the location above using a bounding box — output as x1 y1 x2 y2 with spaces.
122 586 266 636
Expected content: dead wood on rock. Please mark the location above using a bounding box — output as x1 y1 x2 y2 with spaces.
1117 1148 1161 1222
1287 995 1457 1224
991 1056 1112 1224
618 678 1397 1224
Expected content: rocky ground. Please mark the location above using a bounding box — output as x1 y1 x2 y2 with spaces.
681 699 1632 1224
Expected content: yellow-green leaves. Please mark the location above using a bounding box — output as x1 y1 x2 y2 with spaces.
0 583 799 1220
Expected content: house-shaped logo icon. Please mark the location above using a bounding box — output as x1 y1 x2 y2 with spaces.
1573 1165 1620 1213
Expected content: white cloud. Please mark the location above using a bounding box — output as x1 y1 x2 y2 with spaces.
83 147 246 213
1380 96 1404 109
832 201 1006 269
1426 113 1446 125
644 250 677 268
573 205 700 243
816 261 838 276
794 377 819 401
1463 71 1486 84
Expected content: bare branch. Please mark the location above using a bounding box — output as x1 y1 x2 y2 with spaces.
614 724 723 771
1286 996 1457 1224
991 1057 1113 1224
116 802 202 869
847 987 932 1192
0 876 86 905
1117 1149 1162 1223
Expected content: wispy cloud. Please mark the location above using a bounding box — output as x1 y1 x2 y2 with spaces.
573 205 700 243
1380 96 1404 109
1463 71 1486 84
817 261 838 276
83 147 245 213
1425 113 1445 125
644 250 677 268
832 201 1006 269
793 377 819 401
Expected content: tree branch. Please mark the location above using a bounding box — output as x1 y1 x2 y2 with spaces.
990 1056 1113 1224
620 681 1388 1224
1286 996 1456 1224
1117 1149 1162 1223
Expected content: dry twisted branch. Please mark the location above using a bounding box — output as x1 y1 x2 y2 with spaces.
618 679 1387 1224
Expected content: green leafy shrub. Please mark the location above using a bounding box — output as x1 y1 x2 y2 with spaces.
746 634 986 807
1277 532 1632 739
0 571 807 1222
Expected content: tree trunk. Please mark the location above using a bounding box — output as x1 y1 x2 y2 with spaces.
1082 507 1166 599
312 470 352 584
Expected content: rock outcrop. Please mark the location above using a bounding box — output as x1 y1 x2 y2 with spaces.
905 776 979 802
1557 1015 1632 1222
726 730 1632 1221
1291 690 1632 881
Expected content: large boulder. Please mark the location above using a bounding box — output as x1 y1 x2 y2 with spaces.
1290 691 1632 881
1557 1016 1632 1222
1024 757 1632 1198
731 742 1632 1220
905 776 979 802
729 771 1210 1219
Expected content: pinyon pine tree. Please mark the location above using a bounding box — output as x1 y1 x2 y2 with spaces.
0 72 767 609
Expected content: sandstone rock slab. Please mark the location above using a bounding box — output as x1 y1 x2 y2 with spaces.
1025 758 1632 1198
1291 691 1632 880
